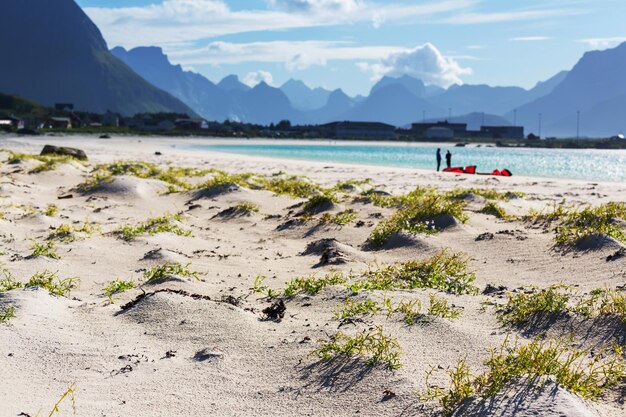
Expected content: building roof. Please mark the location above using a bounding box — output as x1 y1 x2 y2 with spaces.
323 121 396 129
175 118 206 123
412 121 467 129
481 125 522 130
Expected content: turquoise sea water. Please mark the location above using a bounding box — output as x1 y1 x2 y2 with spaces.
190 141 626 183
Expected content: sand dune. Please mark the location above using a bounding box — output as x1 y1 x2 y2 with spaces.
0 136 625 416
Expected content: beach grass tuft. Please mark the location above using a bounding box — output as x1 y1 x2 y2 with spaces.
526 201 572 224
383 294 462 324
498 284 626 325
260 175 322 198
427 293 462 319
234 201 260 215
362 186 433 208
6 151 81 174
497 284 572 325
252 274 282 299
320 209 358 226
117 213 191 241
303 193 337 212
26 270 78 297
422 336 626 415
335 298 381 319
48 222 96 242
46 384 76 417
78 160 212 193
480 202 509 219
103 279 136 303
332 179 372 193
314 326 402 370
554 202 626 245
369 192 467 246
200 170 257 190
0 269 22 292
31 241 61 259
0 305 15 322
44 204 58 217
76 172 114 193
392 298 423 325
284 271 347 297
445 188 525 201
143 262 201 282
574 288 626 321
526 202 626 245
349 250 477 295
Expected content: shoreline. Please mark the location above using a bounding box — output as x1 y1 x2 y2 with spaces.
3 135 626 191
4 129 626 149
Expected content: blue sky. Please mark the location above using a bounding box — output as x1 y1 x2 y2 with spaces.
76 0 626 96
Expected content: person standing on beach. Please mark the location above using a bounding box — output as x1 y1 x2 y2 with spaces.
436 148 442 171
446 150 452 168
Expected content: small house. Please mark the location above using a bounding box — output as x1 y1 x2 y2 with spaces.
425 127 454 139
43 117 72 129
0 115 24 130
480 126 524 140
322 121 396 138
102 111 119 127
412 121 468 137
175 118 208 130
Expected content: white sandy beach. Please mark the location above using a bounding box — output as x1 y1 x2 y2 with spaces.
1 135 625 417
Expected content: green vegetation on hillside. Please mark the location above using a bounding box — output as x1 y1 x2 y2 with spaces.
0 93 50 120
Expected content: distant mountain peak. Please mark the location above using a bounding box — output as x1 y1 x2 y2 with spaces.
282 79 309 89
371 74 426 98
218 75 250 92
329 88 349 98
113 46 174 68
280 78 332 111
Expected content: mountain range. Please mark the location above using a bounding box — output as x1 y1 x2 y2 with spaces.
513 44 626 137
112 45 573 131
2 0 626 137
0 0 194 116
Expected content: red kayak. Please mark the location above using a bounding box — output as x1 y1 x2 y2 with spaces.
443 166 512 177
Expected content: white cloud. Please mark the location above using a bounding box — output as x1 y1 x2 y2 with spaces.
286 52 327 71
170 40 470 87
82 1 585 51
84 0 477 49
169 40 402 67
509 36 551 42
579 37 626 49
371 11 384 28
159 0 229 14
442 8 583 25
361 43 472 87
243 71 274 87
267 0 361 13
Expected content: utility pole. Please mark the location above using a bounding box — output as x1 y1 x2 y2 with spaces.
538 113 542 138
576 110 580 139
